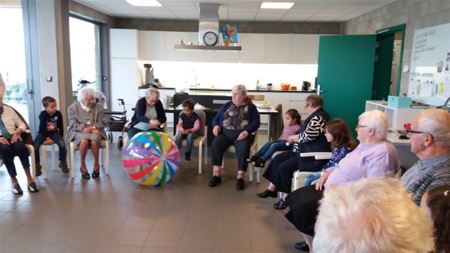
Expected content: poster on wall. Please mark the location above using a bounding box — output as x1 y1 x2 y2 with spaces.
408 22 450 106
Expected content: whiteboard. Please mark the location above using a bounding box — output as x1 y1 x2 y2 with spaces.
408 23 450 106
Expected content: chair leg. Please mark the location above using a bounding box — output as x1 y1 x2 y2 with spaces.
69 142 75 178
28 146 36 180
204 145 208 165
40 145 48 179
256 167 261 184
103 141 110 175
198 143 202 174
51 144 56 171
248 164 254 182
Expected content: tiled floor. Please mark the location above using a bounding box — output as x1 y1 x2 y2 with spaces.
0 132 304 253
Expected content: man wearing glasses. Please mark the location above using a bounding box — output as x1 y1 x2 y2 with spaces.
401 108 450 205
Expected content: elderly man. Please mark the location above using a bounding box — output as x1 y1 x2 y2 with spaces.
401 108 450 205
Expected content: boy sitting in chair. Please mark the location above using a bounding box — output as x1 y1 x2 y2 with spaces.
175 99 200 161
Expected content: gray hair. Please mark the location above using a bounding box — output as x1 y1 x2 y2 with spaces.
145 88 160 100
358 110 388 140
313 177 435 253
232 84 247 96
416 108 450 148
78 87 96 103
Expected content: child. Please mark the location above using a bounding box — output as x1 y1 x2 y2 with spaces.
250 109 301 167
421 186 450 253
304 119 356 187
175 99 200 161
34 96 68 175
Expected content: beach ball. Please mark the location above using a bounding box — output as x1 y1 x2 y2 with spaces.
122 131 180 186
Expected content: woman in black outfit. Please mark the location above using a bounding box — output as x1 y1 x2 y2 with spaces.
256 94 331 209
128 88 167 139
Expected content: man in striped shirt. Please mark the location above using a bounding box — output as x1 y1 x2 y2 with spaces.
401 108 450 205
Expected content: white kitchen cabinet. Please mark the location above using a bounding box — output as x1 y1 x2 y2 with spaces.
110 29 138 59
291 34 319 64
110 58 140 120
365 100 422 130
265 34 292 63
239 34 266 63
140 31 166 61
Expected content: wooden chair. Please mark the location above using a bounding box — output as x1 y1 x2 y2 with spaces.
176 110 208 174
291 152 332 191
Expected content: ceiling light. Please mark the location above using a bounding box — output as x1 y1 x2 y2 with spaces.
261 2 294 9
126 0 161 7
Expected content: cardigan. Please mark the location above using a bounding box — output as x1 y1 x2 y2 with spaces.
130 97 166 127
212 101 260 134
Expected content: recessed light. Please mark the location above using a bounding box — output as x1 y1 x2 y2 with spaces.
261 2 294 9
126 0 161 7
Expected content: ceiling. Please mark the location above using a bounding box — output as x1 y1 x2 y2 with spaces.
74 0 398 22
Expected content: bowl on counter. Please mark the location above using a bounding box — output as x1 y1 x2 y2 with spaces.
281 83 291 90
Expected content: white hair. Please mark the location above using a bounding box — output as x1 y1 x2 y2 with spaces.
145 88 160 100
78 87 96 103
313 177 435 253
416 108 450 148
359 110 388 139
232 84 247 96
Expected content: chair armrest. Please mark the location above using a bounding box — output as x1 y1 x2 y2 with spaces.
300 152 332 160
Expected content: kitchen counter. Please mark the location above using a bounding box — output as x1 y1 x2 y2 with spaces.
189 88 315 93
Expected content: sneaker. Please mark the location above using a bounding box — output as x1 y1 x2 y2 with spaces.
249 155 260 162
236 178 245 190
35 164 42 177
185 152 191 161
273 199 288 210
254 159 266 167
294 241 310 251
27 182 39 193
12 184 23 195
59 161 69 173
208 176 222 187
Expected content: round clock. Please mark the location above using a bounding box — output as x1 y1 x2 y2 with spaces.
203 31 218 46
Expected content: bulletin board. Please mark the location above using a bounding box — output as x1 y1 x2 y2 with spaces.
408 22 450 106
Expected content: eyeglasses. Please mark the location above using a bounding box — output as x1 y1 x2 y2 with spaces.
406 129 426 136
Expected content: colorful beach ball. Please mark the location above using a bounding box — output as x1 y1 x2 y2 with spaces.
122 131 180 186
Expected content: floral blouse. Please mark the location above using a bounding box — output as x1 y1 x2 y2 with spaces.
323 146 352 171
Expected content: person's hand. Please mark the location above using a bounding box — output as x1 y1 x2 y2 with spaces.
237 130 249 141
186 129 192 134
47 122 57 131
287 134 299 143
0 136 9 145
91 126 100 134
149 119 160 128
82 126 93 133
213 125 221 136
179 128 186 135
315 171 330 191
10 132 21 143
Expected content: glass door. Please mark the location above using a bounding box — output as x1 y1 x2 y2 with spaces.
0 4 29 121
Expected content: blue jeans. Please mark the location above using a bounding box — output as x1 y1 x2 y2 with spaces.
33 132 67 164
304 172 321 186
175 133 197 153
255 139 290 161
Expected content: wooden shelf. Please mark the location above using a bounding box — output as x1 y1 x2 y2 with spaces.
174 44 242 51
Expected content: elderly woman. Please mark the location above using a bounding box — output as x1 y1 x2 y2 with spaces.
286 110 400 252
208 84 260 190
67 87 107 180
0 73 38 194
128 88 167 139
257 94 331 209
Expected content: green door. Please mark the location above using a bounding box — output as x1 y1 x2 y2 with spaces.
317 35 376 133
372 32 394 100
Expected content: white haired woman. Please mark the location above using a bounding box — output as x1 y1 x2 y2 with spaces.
67 87 107 180
0 73 38 194
128 88 167 139
208 84 260 190
285 110 400 252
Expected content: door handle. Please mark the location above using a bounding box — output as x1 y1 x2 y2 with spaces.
316 84 326 95
26 78 33 95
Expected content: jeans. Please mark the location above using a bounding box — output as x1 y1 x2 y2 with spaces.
33 132 67 164
0 140 30 178
303 172 321 186
255 139 290 161
175 133 197 153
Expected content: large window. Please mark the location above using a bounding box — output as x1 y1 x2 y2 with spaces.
69 16 102 95
0 4 29 120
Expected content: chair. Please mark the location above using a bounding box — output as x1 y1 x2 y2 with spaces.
0 104 37 179
176 110 208 174
40 138 57 178
248 150 284 184
69 139 110 178
291 152 332 191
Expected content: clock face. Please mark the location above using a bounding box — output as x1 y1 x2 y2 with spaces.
203 31 218 46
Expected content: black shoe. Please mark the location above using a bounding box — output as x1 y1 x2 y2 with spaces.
81 169 90 180
12 184 23 195
294 241 310 251
208 176 222 187
256 189 277 198
36 164 42 177
92 170 100 179
236 178 245 190
273 199 288 210
27 182 39 193
249 155 259 162
185 152 191 161
254 159 266 167
59 161 69 173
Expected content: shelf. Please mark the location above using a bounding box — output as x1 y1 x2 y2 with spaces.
174 44 242 51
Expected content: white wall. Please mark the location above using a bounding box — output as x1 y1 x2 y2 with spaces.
137 30 319 90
